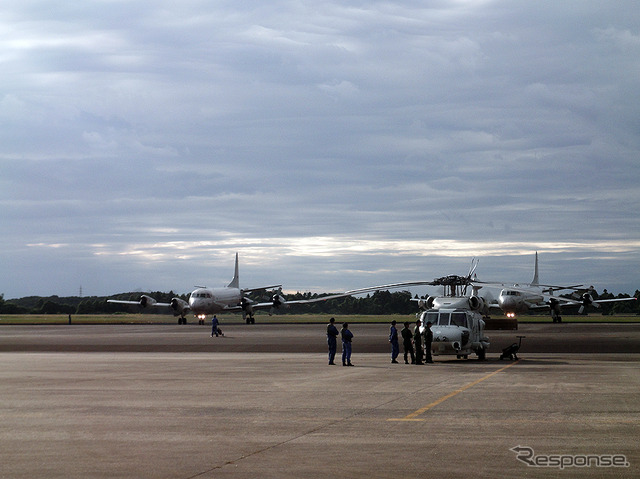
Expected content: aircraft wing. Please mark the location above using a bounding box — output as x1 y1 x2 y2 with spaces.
541 293 636 314
536 283 584 291
554 296 636 307
107 295 172 309
242 284 282 293
472 279 584 292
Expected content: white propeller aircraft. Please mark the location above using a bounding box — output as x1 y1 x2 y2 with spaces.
487 253 635 322
107 253 416 324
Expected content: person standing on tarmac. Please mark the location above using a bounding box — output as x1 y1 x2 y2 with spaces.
326 317 339 365
413 319 424 365
423 320 434 363
211 315 223 337
401 321 415 364
341 322 354 366
389 320 399 363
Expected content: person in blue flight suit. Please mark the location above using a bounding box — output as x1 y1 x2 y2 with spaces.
211 315 223 337
389 320 399 363
326 317 339 365
401 321 415 364
341 322 354 366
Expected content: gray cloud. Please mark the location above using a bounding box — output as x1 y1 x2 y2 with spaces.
1 1 638 298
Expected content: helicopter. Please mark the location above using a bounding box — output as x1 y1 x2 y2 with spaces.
412 259 490 360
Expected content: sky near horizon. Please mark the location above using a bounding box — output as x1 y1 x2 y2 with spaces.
1 1 639 299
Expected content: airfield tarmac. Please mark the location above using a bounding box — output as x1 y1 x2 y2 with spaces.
0 322 638 478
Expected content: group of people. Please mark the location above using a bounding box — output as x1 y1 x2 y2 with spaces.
391 319 433 365
326 317 433 366
326 318 354 366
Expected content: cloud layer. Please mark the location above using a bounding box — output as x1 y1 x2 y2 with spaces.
1 1 639 298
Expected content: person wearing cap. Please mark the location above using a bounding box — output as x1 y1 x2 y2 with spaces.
401 321 415 364
326 317 339 365
389 320 399 363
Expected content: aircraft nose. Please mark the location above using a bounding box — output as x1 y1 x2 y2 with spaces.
500 295 516 310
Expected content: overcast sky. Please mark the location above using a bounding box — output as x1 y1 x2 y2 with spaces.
1 1 639 300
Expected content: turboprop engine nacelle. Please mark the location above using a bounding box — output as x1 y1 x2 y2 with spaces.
240 297 254 318
170 298 190 316
269 294 288 315
139 295 157 308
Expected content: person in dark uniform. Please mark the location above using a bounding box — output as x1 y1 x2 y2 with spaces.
341 322 354 366
326 317 339 365
413 319 424 365
423 320 433 363
389 320 399 363
401 321 415 364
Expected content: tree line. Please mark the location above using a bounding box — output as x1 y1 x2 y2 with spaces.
1 289 638 316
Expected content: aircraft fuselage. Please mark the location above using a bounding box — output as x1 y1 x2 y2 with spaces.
498 289 543 317
189 287 241 318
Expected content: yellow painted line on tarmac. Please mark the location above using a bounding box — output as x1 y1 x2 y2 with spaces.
388 360 520 422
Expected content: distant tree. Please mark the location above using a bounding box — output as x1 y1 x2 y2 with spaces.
0 294 28 314
33 300 75 315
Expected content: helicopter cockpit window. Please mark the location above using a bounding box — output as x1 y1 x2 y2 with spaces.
437 312 450 325
426 312 439 325
451 312 467 328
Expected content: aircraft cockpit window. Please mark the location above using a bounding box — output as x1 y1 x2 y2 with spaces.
437 312 450 325
451 312 467 328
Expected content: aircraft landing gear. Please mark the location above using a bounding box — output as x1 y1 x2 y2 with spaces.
178 317 187 325
245 316 255 325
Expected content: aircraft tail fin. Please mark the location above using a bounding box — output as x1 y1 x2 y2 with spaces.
228 253 240 289
531 251 539 286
